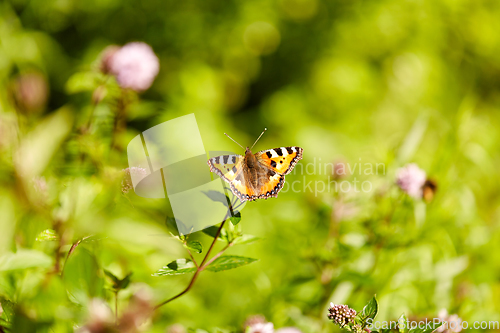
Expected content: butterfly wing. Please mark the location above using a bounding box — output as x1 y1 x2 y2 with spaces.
255 147 303 175
207 154 254 202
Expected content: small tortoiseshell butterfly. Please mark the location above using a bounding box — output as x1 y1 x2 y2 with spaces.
208 129 303 202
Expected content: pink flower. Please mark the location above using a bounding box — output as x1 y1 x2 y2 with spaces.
247 322 274 333
79 298 113 333
328 303 357 328
436 309 462 333
396 163 427 198
109 42 159 92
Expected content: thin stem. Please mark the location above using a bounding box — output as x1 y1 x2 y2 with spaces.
201 242 233 270
154 209 232 310
115 291 118 325
185 248 198 268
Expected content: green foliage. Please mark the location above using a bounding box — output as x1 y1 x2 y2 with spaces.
205 256 258 273
153 259 198 276
185 240 203 254
1 0 500 331
357 296 378 326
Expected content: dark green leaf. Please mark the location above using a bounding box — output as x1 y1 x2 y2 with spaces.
117 273 132 290
152 259 197 276
206 256 258 272
229 211 241 226
357 296 378 323
202 225 222 239
185 240 203 254
104 270 120 285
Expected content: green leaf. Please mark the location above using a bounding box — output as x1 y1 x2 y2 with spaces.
206 256 258 272
202 225 222 239
357 296 378 323
185 240 203 254
104 270 132 291
15 107 73 180
117 273 132 290
152 259 197 276
0 249 53 271
229 211 241 226
399 314 408 333
65 71 98 94
233 234 261 245
0 297 15 322
104 270 120 285
35 229 58 242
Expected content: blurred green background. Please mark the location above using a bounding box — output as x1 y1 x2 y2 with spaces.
1 0 500 332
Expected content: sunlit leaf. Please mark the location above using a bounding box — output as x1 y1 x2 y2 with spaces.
15 107 73 180
185 240 203 254
233 234 261 245
206 256 258 272
0 249 53 271
357 295 378 322
35 229 58 242
152 259 197 276
65 72 99 94
399 314 408 333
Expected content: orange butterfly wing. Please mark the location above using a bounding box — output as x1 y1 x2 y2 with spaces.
207 154 254 202
255 147 304 175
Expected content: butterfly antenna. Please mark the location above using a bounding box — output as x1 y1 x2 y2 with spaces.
251 128 267 149
224 133 244 149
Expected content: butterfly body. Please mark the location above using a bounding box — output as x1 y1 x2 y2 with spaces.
208 146 303 202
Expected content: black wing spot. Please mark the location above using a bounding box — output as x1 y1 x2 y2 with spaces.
280 161 283 164
232 166 237 173
286 147 294 154
223 155 229 164
215 156 220 164
274 148 283 156
266 151 272 158
271 160 277 168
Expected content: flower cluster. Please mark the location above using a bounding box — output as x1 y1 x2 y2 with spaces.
396 163 427 199
101 42 159 92
243 315 302 333
436 309 463 333
327 303 357 327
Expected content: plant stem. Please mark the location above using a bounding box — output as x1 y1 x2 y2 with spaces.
154 210 232 310
185 247 198 268
115 291 118 325
201 242 233 270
